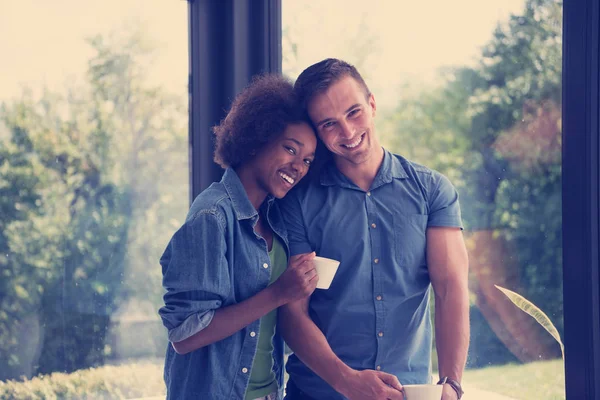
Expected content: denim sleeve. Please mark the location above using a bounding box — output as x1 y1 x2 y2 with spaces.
159 210 230 343
426 170 464 229
279 189 313 256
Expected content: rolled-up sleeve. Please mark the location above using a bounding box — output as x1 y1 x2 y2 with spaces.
159 210 230 343
427 171 463 229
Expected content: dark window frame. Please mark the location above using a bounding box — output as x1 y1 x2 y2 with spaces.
188 1 600 398
562 1 600 399
187 0 281 202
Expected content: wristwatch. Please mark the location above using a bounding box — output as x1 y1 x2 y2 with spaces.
437 376 464 399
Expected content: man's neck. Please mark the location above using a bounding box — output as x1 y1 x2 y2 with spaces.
335 146 385 192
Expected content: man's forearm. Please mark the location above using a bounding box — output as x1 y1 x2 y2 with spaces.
435 280 470 381
280 302 353 391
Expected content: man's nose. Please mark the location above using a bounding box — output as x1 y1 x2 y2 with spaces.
338 119 354 138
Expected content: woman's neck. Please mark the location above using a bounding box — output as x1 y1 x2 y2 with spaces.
234 166 267 211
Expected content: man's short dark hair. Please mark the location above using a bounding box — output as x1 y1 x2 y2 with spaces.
293 58 371 111
213 74 310 169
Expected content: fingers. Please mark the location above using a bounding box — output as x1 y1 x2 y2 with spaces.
385 387 405 400
379 372 402 392
290 251 315 265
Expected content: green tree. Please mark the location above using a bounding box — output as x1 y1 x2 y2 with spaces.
0 86 131 377
85 30 187 313
0 28 187 379
384 0 563 364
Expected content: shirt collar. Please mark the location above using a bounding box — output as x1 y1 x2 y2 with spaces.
222 168 273 220
319 148 408 189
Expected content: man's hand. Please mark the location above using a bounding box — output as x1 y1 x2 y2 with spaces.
441 383 458 400
272 252 318 304
337 369 404 400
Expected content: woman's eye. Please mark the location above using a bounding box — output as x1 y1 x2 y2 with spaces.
304 159 312 166
284 146 296 155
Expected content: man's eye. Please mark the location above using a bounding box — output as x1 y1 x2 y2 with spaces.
322 121 335 129
348 108 360 117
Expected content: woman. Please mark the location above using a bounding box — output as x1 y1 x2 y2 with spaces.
159 74 319 400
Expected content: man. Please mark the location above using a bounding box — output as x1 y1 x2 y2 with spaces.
279 59 469 400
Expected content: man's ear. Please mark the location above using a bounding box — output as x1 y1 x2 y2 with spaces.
369 93 377 118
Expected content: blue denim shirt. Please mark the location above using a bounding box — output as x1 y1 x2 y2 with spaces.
159 168 289 400
280 149 463 400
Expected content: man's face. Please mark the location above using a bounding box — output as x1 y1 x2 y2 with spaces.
251 122 317 199
307 75 378 166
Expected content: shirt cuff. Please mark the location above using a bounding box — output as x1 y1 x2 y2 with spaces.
168 309 215 343
427 214 463 230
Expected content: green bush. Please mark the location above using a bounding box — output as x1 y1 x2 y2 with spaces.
0 359 165 400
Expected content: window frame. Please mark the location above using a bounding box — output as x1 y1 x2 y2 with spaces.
188 1 600 398
562 1 600 399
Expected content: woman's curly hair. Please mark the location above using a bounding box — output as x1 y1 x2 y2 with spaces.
213 74 310 168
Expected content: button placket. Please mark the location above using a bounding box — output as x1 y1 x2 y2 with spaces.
366 186 385 367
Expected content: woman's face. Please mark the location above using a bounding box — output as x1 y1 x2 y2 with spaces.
251 122 317 199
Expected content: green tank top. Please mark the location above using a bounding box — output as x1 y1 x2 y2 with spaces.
245 236 287 399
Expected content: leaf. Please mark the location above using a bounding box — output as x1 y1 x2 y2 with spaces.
495 284 564 360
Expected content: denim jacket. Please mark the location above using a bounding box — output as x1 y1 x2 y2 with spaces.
159 168 289 400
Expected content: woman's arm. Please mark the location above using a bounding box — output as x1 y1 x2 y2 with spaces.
173 251 318 354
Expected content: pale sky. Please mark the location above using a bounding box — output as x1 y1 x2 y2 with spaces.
0 0 525 110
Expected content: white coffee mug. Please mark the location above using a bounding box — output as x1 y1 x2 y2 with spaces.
312 256 340 289
401 384 443 400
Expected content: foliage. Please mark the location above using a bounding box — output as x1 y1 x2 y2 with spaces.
0 87 131 378
0 359 165 400
0 28 186 379
383 0 564 360
495 285 564 359
0 357 564 400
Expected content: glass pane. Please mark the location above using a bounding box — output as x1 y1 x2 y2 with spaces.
0 2 186 398
283 1 564 399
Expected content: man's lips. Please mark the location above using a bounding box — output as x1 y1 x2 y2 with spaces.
341 132 365 149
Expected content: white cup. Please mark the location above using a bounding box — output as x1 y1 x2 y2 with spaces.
312 256 340 289
401 384 443 400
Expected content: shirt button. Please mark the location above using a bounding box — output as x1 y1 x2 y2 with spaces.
376 365 381 371
250 331 256 337
262 263 269 269
374 258 380 264
367 191 371 196
378 331 384 337
371 223 376 228
242 367 248 373
376 295 382 301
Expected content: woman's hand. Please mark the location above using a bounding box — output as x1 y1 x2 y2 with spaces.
272 252 318 304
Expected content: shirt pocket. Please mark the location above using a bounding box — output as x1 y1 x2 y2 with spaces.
394 213 428 267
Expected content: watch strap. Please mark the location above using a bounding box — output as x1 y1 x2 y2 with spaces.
437 376 464 399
